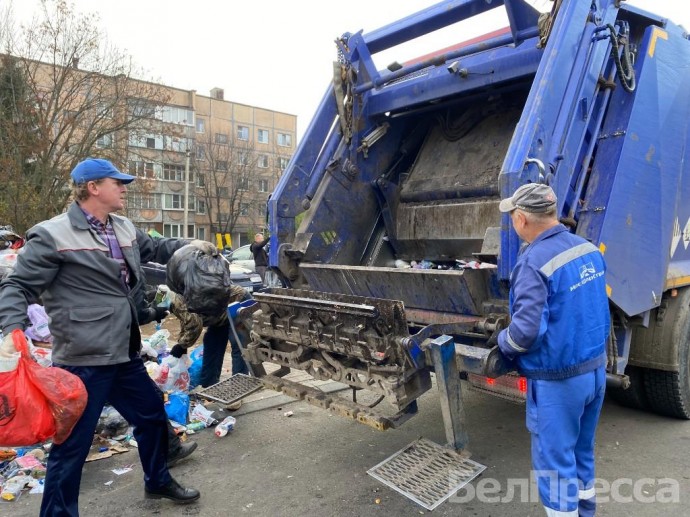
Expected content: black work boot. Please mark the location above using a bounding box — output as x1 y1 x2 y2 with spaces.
145 478 200 504
167 440 198 467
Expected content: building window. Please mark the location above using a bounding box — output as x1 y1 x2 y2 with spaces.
163 194 194 210
163 194 183 210
258 154 269 168
238 151 250 166
63 110 79 123
196 118 205 133
129 100 157 119
258 179 269 192
163 224 195 238
277 132 292 147
218 187 228 197
129 132 164 150
128 160 156 179
237 126 249 141
197 173 205 187
257 129 269 144
238 177 249 191
278 157 289 170
128 193 161 209
195 144 206 160
239 203 249 216
165 136 192 153
96 102 113 119
162 163 187 182
96 133 113 148
215 133 228 144
197 200 207 214
161 105 194 126
216 160 228 171
163 224 184 238
197 227 206 240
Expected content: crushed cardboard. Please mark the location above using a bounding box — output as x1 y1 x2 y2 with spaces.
85 444 129 463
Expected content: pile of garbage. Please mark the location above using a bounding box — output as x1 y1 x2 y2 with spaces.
394 258 497 270
0 447 48 501
141 328 234 437
0 326 238 503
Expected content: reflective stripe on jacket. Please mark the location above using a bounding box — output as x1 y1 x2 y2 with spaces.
498 225 610 380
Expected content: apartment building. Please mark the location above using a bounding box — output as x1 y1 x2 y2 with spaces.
124 86 296 247
1 49 295 245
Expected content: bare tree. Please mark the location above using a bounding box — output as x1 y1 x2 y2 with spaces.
0 0 171 231
193 131 264 239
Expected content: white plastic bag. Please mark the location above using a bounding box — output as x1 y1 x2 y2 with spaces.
161 355 190 392
142 329 170 357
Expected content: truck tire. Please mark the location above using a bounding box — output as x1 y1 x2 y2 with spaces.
643 297 690 419
607 365 649 411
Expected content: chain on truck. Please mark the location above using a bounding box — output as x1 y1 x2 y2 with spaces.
232 0 690 458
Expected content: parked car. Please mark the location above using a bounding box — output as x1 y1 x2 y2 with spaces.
225 244 255 272
141 260 263 294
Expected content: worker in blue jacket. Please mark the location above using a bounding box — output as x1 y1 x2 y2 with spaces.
487 183 610 517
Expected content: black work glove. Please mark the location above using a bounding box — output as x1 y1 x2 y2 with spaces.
169 344 187 358
139 306 167 326
483 346 512 379
153 306 169 323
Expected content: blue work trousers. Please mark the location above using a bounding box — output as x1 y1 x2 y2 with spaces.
527 366 606 517
40 357 171 517
199 320 248 387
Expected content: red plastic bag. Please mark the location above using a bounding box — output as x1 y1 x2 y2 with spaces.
0 330 88 446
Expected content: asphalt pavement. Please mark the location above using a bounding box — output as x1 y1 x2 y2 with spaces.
9 375 690 517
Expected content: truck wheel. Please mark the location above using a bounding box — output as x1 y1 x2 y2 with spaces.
607 365 649 411
644 298 690 419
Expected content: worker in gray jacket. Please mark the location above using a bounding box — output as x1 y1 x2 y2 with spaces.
0 158 203 515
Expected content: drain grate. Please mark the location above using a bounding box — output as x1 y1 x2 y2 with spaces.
367 437 486 511
195 374 263 405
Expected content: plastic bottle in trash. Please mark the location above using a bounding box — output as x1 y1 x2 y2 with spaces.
1 474 31 501
154 285 170 307
214 416 236 437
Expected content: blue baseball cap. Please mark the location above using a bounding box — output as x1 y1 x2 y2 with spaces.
70 158 135 184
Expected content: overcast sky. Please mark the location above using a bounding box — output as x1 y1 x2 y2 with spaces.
8 0 689 139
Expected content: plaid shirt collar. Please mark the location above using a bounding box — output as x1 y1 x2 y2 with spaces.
79 205 130 291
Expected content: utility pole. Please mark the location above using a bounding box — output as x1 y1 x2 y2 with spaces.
183 150 191 238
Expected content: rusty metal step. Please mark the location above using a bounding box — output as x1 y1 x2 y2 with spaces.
258 374 418 431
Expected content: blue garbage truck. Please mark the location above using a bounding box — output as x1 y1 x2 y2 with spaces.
240 0 690 449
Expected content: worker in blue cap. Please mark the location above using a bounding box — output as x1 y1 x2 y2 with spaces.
0 158 202 515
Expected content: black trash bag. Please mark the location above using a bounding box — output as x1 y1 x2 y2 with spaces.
166 244 233 317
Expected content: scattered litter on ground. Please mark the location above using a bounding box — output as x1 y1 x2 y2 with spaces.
0 326 248 503
111 466 134 476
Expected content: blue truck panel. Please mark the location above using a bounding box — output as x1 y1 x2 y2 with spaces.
250 0 690 428
580 22 690 316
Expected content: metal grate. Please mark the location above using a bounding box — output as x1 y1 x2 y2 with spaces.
195 374 263 405
367 437 486 511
